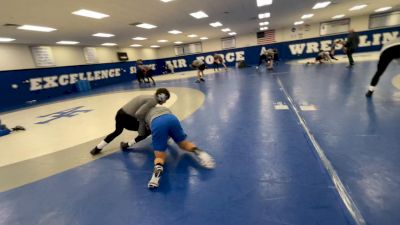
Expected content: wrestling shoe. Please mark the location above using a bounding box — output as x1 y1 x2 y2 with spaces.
148 165 164 189
90 147 102 155
120 142 130 151
12 126 25 131
193 148 216 169
365 90 373 97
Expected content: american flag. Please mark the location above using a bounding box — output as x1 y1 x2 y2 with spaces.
257 30 275 44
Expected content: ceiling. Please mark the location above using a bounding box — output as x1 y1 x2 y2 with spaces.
0 0 399 48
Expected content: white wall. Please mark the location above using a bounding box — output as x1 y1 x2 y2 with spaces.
119 47 158 61
0 44 158 71
51 46 86 66
157 14 371 58
0 14 380 71
0 44 35 70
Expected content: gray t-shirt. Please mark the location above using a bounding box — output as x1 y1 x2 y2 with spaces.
122 95 158 135
145 107 172 127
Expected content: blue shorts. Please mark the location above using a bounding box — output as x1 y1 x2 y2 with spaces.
150 114 187 151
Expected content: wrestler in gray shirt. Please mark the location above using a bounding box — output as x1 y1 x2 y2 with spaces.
122 95 158 135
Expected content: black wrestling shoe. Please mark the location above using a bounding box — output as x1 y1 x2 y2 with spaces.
365 90 373 97
120 142 129 150
90 147 102 155
12 126 25 131
200 78 205 82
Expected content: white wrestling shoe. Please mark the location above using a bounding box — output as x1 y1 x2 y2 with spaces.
194 149 216 169
148 165 163 189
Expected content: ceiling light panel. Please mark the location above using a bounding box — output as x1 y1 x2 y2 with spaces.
168 30 182 34
0 37 15 42
188 34 198 38
93 33 115 37
210 22 223 27
150 45 160 48
260 27 268 31
131 44 142 47
174 41 183 44
258 12 271 19
257 0 273 7
190 11 208 19
158 40 168 42
301 14 314 19
228 32 237 36
312 1 331 9
101 43 117 46
56 41 79 45
72 9 109 19
375 6 392 12
332 14 345 19
136 23 157 29
349 4 367 11
17 25 56 32
294 21 304 25
221 28 231 32
132 37 147 40
259 21 269 26
200 37 208 40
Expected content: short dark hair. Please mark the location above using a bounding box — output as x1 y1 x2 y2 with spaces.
155 88 170 101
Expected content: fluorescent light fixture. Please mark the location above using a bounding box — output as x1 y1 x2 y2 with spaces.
150 45 160 48
375 6 392 12
157 40 168 42
188 34 198 38
17 25 56 32
257 0 273 7
294 21 304 25
93 33 115 37
260 27 268 31
56 41 79 45
312 1 331 9
130 44 142 47
301 14 314 19
168 30 182 34
200 37 208 40
72 9 109 19
259 21 269 26
160 0 174 2
349 4 367 11
190 11 208 19
174 41 183 44
228 32 237 36
132 37 147 40
332 14 345 19
221 28 231 32
136 23 157 29
0 37 15 42
210 22 223 27
101 43 117 46
258 12 271 19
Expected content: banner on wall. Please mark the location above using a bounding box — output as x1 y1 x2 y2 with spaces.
30 46 56 67
1 26 399 111
83 47 98 64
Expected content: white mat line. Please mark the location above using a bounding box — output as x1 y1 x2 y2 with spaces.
274 75 366 225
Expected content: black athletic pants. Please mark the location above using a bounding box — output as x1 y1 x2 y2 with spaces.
370 45 400 86
104 109 139 143
346 48 355 65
